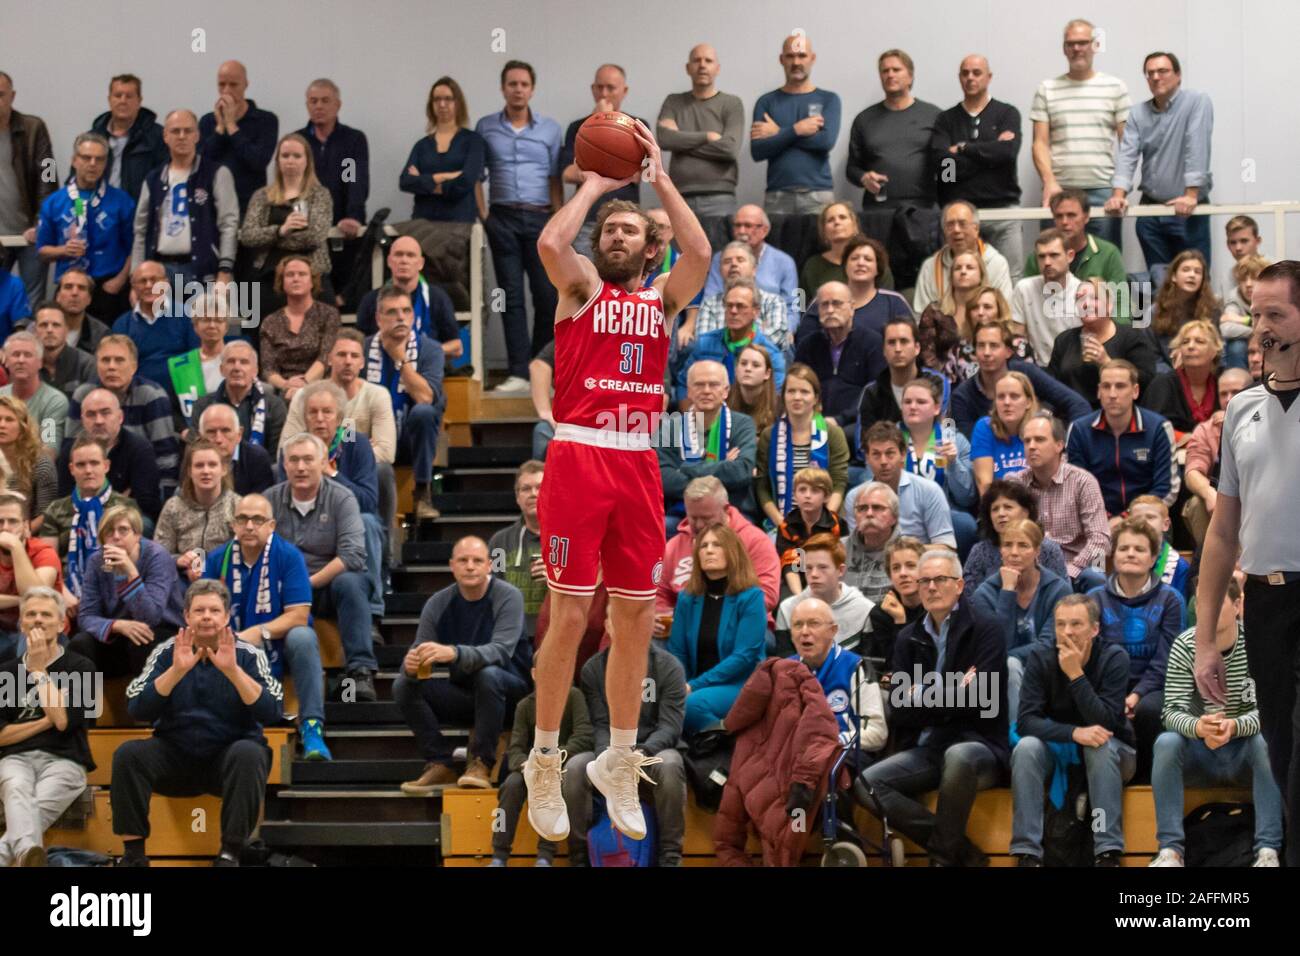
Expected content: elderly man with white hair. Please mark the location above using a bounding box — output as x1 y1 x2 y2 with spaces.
657 359 758 530
190 340 287 452
859 548 1009 867
788 596 888 769
198 403 275 496
911 200 1014 313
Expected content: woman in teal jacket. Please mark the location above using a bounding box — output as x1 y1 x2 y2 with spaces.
667 523 767 736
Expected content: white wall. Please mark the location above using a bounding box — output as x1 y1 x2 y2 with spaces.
9 0 1297 353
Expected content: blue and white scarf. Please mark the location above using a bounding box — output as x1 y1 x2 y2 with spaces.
367 331 420 424
221 533 281 674
769 412 830 519
67 481 113 598
412 277 431 341
903 423 946 488
247 381 268 446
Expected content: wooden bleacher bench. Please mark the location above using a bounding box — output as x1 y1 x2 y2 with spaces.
440 783 1252 866
40 726 296 860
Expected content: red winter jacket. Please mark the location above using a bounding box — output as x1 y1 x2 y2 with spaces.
713 658 841 866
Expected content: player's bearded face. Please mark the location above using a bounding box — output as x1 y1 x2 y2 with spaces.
594 226 652 283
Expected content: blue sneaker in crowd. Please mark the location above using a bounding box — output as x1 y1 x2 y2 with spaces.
301 719 332 761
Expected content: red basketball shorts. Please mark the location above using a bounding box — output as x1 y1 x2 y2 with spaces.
537 437 665 601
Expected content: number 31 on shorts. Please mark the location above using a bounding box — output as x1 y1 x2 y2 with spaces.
548 535 570 568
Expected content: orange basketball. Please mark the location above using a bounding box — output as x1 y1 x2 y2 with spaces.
574 112 646 180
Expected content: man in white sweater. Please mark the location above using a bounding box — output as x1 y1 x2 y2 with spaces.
912 200 1013 313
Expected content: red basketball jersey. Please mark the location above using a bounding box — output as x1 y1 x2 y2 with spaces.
551 279 668 436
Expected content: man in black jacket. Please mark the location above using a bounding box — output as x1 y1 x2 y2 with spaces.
930 56 1023 281
860 548 1008 866
794 282 885 427
1010 593 1134 866
112 579 281 867
90 74 166 202
564 641 688 866
856 317 938 460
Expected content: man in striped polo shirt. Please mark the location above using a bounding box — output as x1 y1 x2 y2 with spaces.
1030 18 1130 249
1195 261 1300 866
1151 576 1281 866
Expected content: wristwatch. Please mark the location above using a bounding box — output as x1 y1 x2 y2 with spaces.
394 359 406 372
259 625 272 644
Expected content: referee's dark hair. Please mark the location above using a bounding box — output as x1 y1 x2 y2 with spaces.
1258 261 1300 311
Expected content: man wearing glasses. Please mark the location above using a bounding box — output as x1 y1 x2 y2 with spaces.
859 548 1008 866
35 132 134 321
794 282 885 425
675 278 786 407
203 493 329 761
1105 52 1214 280
1030 19 1130 249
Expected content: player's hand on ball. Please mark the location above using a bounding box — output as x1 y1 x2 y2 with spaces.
580 168 638 192
628 119 664 183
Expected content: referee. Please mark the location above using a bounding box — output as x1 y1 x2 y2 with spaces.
1195 260 1300 866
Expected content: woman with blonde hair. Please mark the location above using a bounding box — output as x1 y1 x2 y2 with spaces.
939 249 988 343
800 203 861 296
667 523 766 735
0 395 56 528
970 517 1072 718
970 370 1038 494
1140 318 1223 434
238 132 334 305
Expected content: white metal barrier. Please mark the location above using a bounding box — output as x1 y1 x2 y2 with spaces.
977 201 1300 257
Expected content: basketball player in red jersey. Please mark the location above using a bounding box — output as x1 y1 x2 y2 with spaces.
524 121 711 842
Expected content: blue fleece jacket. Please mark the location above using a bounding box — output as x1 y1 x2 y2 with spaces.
1065 407 1178 516
1087 574 1186 697
971 567 1073 659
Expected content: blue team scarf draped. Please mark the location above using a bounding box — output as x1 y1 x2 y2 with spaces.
67 481 113 598
412 277 431 340
220 534 283 675
221 533 277 631
904 422 946 488
234 380 269 446
682 406 731 463
769 413 830 517
367 331 419 423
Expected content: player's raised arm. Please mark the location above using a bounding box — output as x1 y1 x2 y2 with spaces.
537 172 632 303
633 120 712 317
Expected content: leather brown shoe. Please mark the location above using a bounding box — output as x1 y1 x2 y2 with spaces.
457 757 493 789
401 762 460 795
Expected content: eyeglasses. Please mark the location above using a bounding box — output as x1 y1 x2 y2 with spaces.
233 515 271 527
916 575 958 589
